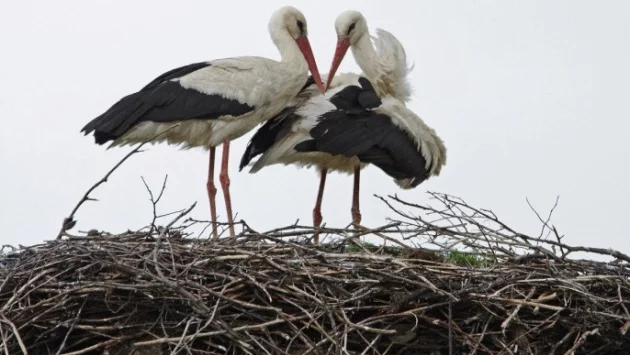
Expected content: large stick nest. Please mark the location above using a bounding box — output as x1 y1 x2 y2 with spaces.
2 192 630 355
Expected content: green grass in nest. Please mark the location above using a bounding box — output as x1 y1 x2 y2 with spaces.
344 240 492 268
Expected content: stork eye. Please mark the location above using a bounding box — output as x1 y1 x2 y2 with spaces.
296 20 305 34
348 23 356 34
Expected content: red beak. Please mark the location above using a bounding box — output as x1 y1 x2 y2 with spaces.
325 36 351 91
296 36 325 93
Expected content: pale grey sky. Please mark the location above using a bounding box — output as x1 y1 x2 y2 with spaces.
1 0 629 256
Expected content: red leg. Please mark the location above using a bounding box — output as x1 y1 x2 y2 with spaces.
219 139 236 238
313 168 328 244
206 146 218 239
351 166 362 228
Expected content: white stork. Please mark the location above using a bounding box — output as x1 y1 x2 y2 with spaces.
239 11 447 242
81 6 324 239
326 11 414 102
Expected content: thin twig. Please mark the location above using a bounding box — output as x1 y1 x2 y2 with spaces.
56 123 180 239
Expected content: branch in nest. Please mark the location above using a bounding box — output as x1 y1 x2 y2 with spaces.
56 123 181 240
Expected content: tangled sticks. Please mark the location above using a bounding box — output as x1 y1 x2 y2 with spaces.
1 190 630 354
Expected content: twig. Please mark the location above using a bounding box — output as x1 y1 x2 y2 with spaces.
55 297 88 355
0 316 27 355
562 328 599 355
0 191 627 354
56 123 180 239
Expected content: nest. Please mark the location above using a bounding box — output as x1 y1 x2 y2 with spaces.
2 192 630 355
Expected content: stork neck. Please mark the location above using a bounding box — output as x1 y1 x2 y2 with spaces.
272 30 308 74
351 34 379 81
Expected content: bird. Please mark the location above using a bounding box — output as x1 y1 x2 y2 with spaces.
240 76 446 241
80 6 325 239
326 10 414 102
317 9 416 232
239 11 445 243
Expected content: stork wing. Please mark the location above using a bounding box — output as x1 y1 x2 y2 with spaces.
140 62 211 91
81 60 259 144
238 76 318 170
294 78 430 186
295 111 430 187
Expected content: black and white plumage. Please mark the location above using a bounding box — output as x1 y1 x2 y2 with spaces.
80 6 324 239
82 61 256 145
239 74 446 239
239 11 445 242
240 75 445 185
293 99 435 188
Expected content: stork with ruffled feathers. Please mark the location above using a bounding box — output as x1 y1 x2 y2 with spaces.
81 6 324 239
326 11 414 102
240 10 446 242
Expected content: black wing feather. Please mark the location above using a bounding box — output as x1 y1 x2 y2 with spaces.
241 74 430 187
239 107 300 171
304 112 391 156
357 77 382 109
327 77 382 113
298 77 430 186
239 76 315 171
140 61 211 91
81 61 255 145
296 112 430 187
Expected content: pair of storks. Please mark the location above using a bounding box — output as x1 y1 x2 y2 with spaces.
81 6 447 241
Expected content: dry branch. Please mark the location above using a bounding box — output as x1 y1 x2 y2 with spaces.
56 124 181 240
4 139 630 354
2 190 630 354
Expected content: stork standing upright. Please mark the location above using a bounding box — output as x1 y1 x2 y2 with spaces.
81 6 324 239
239 11 447 243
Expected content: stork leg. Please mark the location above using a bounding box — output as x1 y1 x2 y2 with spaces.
351 166 362 229
206 147 218 239
219 139 236 238
313 168 328 244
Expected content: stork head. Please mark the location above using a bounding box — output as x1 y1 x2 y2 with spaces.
269 6 325 93
326 10 368 90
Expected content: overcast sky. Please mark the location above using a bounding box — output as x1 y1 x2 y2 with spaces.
1 0 629 258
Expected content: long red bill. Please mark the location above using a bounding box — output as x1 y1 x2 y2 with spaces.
296 36 325 93
325 36 351 91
